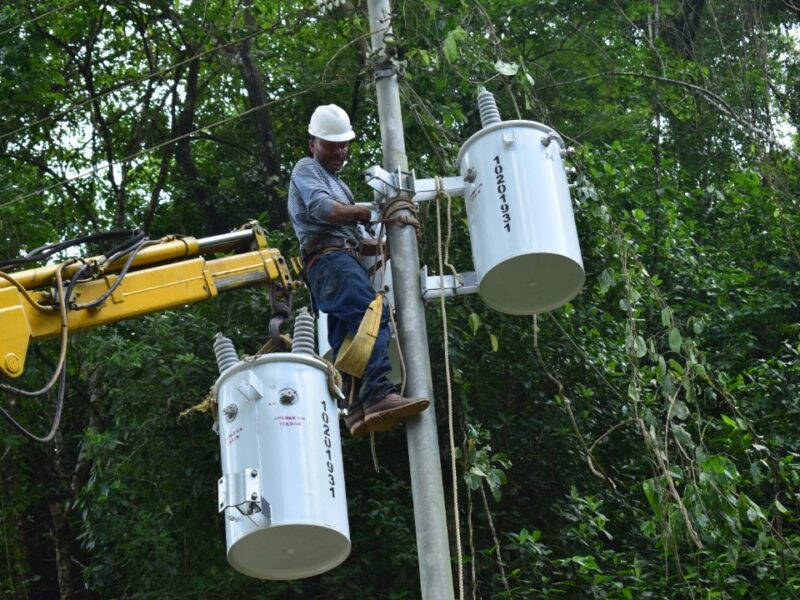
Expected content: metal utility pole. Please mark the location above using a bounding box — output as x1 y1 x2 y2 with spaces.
366 1 455 598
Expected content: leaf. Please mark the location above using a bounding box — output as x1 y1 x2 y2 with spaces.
443 27 466 63
468 312 481 335
525 72 535 87
634 335 647 358
494 60 519 76
671 400 689 421
775 499 789 514
657 355 667 377
668 328 682 353
668 358 684 375
691 362 709 380
598 268 615 293
661 307 672 327
489 332 499 352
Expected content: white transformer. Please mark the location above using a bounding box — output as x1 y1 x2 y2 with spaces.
214 349 350 580
457 92 584 314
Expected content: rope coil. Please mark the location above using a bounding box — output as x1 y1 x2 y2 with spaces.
379 196 421 238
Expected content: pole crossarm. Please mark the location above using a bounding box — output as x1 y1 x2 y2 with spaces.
364 165 465 203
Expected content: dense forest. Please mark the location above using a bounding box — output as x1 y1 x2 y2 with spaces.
1 0 799 598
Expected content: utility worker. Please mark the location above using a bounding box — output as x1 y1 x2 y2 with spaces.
288 104 429 436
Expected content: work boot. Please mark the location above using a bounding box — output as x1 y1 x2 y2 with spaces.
364 393 430 432
345 404 367 438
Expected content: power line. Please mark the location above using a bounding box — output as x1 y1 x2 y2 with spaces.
0 25 273 144
0 0 82 37
0 81 339 210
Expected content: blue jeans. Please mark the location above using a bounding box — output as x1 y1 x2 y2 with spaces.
306 251 396 407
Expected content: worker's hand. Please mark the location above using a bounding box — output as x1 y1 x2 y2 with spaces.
355 204 373 223
326 203 373 225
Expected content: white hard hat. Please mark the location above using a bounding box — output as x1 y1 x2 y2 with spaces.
308 104 355 142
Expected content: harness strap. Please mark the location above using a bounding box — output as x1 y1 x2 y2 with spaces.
334 292 384 378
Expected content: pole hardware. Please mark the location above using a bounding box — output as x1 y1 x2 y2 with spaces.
364 165 417 202
364 166 465 204
419 266 479 300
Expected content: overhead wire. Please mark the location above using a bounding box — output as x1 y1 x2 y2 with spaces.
0 0 82 38
0 80 339 211
0 24 275 144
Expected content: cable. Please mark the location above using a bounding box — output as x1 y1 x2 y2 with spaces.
0 365 67 444
0 263 70 443
0 25 274 144
68 232 147 310
0 229 140 269
0 0 81 37
0 271 56 312
0 80 340 210
0 229 145 442
0 263 70 398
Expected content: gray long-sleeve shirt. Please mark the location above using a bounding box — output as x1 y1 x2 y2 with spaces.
288 157 361 248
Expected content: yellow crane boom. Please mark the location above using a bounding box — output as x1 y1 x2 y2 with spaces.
0 222 300 379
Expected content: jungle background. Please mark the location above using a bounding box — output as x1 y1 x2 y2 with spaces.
1 0 799 598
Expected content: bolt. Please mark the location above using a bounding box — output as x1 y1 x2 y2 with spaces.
251 492 258 501
279 388 297 405
223 404 238 422
4 353 21 376
251 469 258 477
541 134 553 147
464 167 477 183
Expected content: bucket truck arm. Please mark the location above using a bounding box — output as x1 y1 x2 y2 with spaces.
0 221 300 379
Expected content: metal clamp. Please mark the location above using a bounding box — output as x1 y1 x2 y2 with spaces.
364 165 417 203
420 266 479 300
217 468 271 522
364 166 466 203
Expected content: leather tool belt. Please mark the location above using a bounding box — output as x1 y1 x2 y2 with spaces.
301 235 360 272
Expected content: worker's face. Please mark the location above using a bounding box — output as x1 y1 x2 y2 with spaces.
310 137 349 172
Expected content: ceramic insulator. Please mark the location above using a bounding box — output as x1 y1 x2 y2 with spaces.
291 308 316 356
213 333 238 374
477 88 502 128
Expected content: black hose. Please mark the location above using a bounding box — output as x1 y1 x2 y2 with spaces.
0 362 66 443
0 229 142 269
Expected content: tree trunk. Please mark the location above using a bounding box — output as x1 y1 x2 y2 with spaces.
236 6 287 226
174 55 224 231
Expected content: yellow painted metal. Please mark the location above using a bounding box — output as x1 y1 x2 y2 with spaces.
0 237 203 292
0 247 296 378
0 287 33 378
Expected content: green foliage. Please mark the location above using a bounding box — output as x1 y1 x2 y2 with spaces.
1 0 800 598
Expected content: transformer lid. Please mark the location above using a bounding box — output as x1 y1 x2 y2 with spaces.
457 120 565 166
